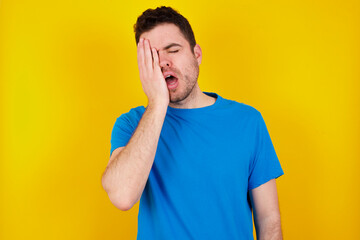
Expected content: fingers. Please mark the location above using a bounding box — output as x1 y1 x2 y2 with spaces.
152 47 159 68
137 38 145 75
143 39 153 70
136 38 169 104
138 38 158 76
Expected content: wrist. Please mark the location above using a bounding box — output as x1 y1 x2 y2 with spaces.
147 99 169 111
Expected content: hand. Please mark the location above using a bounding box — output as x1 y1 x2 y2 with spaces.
137 38 169 107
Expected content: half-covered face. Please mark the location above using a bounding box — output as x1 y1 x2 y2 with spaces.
139 23 202 104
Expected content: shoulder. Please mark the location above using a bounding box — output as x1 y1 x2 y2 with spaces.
122 105 146 118
220 96 262 119
115 105 146 127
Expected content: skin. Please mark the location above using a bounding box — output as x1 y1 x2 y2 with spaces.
138 23 216 109
250 179 283 239
101 23 282 239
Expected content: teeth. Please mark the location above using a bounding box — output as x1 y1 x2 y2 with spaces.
166 75 171 78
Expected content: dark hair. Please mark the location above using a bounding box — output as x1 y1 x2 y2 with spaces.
134 6 196 52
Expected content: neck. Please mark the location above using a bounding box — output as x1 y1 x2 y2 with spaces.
168 84 216 109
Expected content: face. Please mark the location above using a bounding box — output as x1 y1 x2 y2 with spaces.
139 23 202 104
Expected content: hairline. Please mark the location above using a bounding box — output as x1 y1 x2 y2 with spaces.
138 23 195 53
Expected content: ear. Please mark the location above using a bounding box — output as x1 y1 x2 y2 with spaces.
193 44 202 65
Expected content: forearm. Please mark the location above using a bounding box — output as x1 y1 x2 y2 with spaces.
102 103 167 210
255 215 283 240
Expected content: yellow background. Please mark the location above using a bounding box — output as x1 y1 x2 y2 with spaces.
1 0 359 239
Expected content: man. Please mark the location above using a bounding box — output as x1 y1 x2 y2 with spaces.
102 6 284 240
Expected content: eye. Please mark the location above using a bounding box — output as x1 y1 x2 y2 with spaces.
168 50 179 53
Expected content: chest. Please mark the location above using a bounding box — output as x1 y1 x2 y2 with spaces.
152 115 256 191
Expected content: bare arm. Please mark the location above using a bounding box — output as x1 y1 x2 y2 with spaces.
249 179 283 240
101 38 169 211
102 103 167 210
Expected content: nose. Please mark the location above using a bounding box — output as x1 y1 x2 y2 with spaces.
158 52 171 69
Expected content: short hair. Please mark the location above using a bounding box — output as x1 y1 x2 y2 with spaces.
134 6 196 52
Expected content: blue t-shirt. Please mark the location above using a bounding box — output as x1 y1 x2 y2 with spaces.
110 92 284 240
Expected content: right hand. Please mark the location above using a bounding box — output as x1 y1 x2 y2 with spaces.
137 38 169 107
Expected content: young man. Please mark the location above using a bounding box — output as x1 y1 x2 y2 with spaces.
102 6 284 240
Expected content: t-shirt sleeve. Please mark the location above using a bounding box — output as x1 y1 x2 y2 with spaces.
248 112 284 190
110 113 136 157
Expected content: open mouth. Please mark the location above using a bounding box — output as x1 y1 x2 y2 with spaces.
165 74 179 89
165 74 176 81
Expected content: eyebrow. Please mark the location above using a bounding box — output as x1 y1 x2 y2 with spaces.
162 43 182 50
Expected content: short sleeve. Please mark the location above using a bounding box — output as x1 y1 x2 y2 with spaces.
248 112 284 190
110 106 145 157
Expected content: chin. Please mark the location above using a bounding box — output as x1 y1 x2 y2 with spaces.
169 97 182 104
169 93 185 103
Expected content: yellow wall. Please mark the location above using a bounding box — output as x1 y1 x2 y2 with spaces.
1 0 359 239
